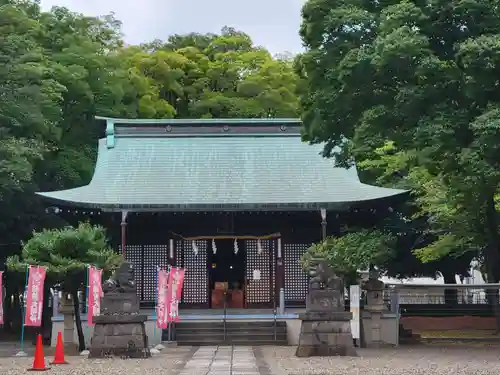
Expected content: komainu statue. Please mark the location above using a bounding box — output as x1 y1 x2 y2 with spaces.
308 260 343 291
89 261 150 359
296 260 357 357
102 262 136 294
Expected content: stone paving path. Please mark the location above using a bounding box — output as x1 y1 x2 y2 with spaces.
179 346 263 375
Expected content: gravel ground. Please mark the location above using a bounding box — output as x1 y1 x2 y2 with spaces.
0 346 195 375
262 345 500 375
3 344 500 375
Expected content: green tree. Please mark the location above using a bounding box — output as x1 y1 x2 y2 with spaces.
0 2 147 252
36 7 139 192
0 2 63 197
0 1 65 247
358 142 475 283
298 0 500 283
6 222 122 351
301 230 396 286
134 27 300 118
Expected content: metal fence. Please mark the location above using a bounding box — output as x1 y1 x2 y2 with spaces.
383 283 500 306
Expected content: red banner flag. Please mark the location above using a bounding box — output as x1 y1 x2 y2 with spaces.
0 271 4 325
166 267 185 323
156 268 169 328
87 266 103 326
24 266 47 327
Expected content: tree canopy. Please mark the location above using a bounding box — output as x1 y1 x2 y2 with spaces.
298 0 500 281
301 230 396 285
6 222 121 278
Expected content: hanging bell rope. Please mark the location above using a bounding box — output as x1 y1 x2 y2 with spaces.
233 239 239 254
170 232 281 241
191 240 199 255
212 239 217 254
257 239 262 254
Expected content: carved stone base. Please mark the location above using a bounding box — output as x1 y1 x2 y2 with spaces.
295 312 357 357
306 289 344 312
100 292 140 315
88 315 150 358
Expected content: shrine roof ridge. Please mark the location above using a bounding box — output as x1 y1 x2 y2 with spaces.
96 116 303 137
95 116 301 126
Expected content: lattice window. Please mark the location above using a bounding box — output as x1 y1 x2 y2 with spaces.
142 245 169 301
271 240 276 300
181 240 208 304
246 240 271 304
284 243 310 301
124 245 143 299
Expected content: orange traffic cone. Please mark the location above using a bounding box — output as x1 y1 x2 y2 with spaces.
28 334 49 371
51 331 68 365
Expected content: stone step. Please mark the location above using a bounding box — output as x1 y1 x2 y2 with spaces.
175 326 287 334
237 331 286 336
176 331 287 338
399 336 422 345
175 321 286 329
169 320 289 345
177 338 288 346
176 334 287 342
398 323 421 344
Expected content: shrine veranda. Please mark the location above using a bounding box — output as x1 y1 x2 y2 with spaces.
38 117 406 309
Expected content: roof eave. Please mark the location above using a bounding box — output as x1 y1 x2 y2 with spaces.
36 189 409 212
36 192 103 209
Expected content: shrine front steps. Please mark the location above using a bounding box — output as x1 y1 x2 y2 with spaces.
398 324 421 345
167 321 288 346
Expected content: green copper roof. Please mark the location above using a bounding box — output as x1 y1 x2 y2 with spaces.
36 117 406 211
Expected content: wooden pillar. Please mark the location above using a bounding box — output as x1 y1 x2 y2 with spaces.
320 208 327 240
276 237 285 310
168 239 176 266
120 210 129 257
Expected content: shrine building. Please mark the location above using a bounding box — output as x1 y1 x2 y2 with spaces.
37 117 405 310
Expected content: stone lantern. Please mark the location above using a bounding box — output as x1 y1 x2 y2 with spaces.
59 293 75 346
362 269 387 346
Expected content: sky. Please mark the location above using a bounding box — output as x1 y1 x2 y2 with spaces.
39 0 306 54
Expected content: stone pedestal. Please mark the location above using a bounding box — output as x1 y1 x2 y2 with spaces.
89 314 149 358
296 287 357 357
296 311 357 357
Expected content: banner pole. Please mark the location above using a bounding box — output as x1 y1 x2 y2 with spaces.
0 271 3 327
167 264 172 342
85 266 89 343
168 322 171 342
15 265 30 357
154 266 158 344
149 266 166 353
80 265 91 356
